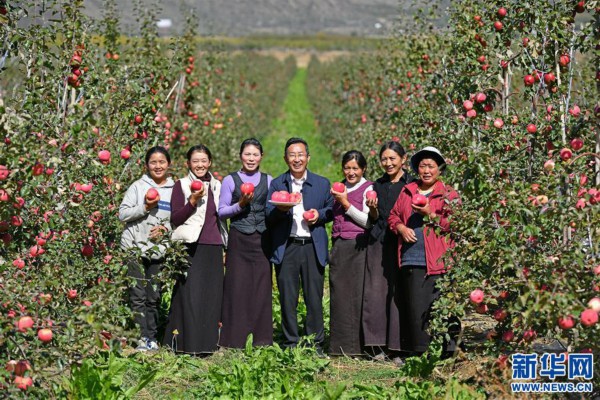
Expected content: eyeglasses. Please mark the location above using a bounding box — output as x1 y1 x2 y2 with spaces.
287 153 307 160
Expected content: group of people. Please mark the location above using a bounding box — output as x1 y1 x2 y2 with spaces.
118 136 461 362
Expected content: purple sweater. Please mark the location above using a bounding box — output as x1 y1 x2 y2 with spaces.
218 170 273 219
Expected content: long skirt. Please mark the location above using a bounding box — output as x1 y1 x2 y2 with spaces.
219 229 273 348
163 243 224 354
362 237 401 350
328 235 367 356
398 265 459 353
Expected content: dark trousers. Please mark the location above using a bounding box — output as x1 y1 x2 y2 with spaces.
275 241 325 349
128 258 162 341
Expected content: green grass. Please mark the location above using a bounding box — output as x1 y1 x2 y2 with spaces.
260 67 339 181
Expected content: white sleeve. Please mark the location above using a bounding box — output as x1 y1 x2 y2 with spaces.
344 185 373 229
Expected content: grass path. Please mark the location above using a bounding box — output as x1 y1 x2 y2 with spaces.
260 68 339 181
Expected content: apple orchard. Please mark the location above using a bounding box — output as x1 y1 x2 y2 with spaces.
1 0 599 396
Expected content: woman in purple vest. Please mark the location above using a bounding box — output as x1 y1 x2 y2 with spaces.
218 138 273 348
328 150 376 356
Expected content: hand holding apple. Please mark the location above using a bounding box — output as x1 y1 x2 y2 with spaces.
145 188 160 211
189 181 205 206
411 195 432 216
303 208 319 225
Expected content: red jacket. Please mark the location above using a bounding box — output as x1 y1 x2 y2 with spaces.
388 180 460 275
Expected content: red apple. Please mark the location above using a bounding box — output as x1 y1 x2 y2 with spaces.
559 54 570 67
366 190 377 200
14 376 33 391
120 148 131 160
146 188 159 201
466 109 477 118
501 330 514 342
67 289 78 300
462 100 473 111
493 118 504 129
190 181 203 192
271 191 291 203
558 315 575 330
81 244 93 258
570 138 583 151
80 183 93 193
288 192 302 203
470 289 484 304
493 308 508 322
13 258 25 269
37 328 52 343
474 92 486 103
332 182 345 193
544 159 555 172
0 189 8 202
134 115 143 124
412 194 428 207
522 329 537 342
303 210 315 221
588 297 600 312
14 360 31 376
580 309 598 327
493 21 503 31
497 7 507 17
240 183 255 195
475 304 488 314
544 72 555 84
29 245 45 257
526 124 537 134
559 148 573 161
524 75 535 86
574 1 585 13
98 150 111 163
569 105 581 117
17 316 34 332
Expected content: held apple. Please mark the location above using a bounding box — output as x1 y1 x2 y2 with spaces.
146 188 159 201
190 181 203 192
240 182 255 195
412 194 428 207
332 182 345 193
37 328 53 343
366 190 377 200
288 192 302 203
303 210 315 221
271 191 291 203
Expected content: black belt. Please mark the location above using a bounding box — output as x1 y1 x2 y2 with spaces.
288 237 313 245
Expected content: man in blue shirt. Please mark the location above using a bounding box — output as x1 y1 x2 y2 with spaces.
266 137 333 355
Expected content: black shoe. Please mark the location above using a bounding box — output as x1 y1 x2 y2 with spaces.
315 347 330 359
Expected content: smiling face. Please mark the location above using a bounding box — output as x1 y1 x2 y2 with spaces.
146 152 170 184
417 158 441 188
380 149 406 179
240 144 262 173
284 143 310 178
343 159 365 185
187 150 212 178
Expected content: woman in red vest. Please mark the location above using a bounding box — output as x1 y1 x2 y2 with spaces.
328 150 376 356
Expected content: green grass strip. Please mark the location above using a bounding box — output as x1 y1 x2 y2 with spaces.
261 68 339 181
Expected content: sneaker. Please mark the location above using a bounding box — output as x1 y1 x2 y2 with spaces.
147 340 159 351
135 337 149 352
316 347 330 359
372 351 386 362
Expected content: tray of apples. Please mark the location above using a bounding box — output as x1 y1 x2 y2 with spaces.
269 190 302 206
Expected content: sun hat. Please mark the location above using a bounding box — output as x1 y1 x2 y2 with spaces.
410 146 446 173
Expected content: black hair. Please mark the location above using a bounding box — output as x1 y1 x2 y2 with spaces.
239 138 264 156
284 137 309 156
145 146 171 165
378 141 406 159
186 144 212 162
341 150 367 172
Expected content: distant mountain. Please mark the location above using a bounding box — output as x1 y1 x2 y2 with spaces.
81 0 424 37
